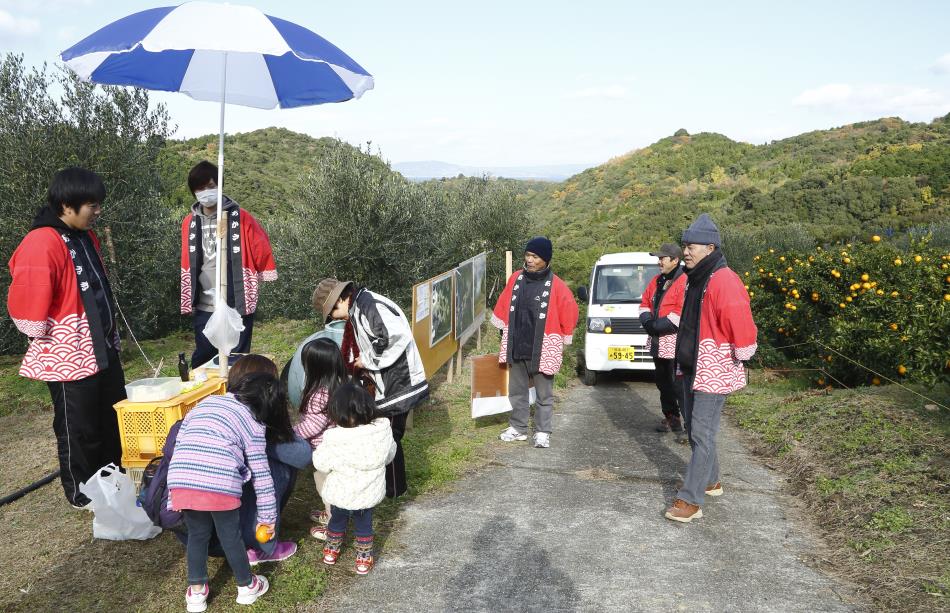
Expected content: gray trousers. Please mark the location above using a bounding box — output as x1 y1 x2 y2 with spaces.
676 372 725 506
508 360 555 434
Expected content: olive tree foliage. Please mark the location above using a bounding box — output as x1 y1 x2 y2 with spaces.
0 54 179 354
265 141 529 319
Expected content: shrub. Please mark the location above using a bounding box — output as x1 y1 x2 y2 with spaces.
746 235 950 386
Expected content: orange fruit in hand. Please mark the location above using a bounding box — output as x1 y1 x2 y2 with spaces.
255 524 274 543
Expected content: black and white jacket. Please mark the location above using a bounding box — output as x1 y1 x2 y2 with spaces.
350 288 429 416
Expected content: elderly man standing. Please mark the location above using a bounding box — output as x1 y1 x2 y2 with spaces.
665 214 757 523
639 243 687 433
492 237 579 449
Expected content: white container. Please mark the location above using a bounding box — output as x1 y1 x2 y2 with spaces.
124 377 182 403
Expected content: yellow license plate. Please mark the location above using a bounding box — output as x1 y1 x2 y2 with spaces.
608 346 636 361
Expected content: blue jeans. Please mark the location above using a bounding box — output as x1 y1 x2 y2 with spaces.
177 457 297 557
184 509 251 587
675 372 725 506
240 458 297 555
328 505 373 537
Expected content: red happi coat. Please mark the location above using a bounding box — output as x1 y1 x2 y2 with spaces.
639 271 686 359
180 205 277 316
491 269 579 375
8 227 107 381
689 268 757 394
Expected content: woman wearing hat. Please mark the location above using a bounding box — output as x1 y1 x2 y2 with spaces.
312 279 428 498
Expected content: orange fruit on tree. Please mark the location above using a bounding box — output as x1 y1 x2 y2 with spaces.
872 235 881 242
872 377 881 386
897 365 907 375
914 255 922 263
889 323 898 331
894 258 902 266
860 273 869 281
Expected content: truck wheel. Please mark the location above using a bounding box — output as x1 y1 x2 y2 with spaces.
582 365 598 386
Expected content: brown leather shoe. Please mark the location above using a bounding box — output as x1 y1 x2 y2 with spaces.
655 418 672 432
665 498 702 523
706 482 723 497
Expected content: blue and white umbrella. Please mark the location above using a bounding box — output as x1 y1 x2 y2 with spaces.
61 1 373 376
60 0 373 108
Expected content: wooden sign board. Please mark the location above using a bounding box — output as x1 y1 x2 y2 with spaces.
412 273 459 378
470 353 534 418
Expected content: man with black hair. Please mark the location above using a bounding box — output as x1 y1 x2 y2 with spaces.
180 161 277 368
639 243 687 433
7 167 125 509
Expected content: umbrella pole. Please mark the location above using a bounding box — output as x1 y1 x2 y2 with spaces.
216 52 229 379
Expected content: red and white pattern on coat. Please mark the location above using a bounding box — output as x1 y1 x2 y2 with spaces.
261 269 277 282
19 314 99 381
12 318 48 338
243 267 260 314
538 333 564 375
668 312 680 327
490 313 505 330
693 339 747 394
497 327 509 362
645 333 677 359
180 267 192 314
733 343 757 361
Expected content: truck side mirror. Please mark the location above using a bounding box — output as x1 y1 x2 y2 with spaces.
577 286 589 302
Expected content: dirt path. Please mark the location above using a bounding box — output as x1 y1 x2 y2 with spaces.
321 375 862 612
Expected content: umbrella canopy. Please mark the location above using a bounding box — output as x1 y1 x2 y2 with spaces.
60 1 373 376
60 1 374 108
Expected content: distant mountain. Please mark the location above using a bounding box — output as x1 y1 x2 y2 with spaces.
392 160 590 182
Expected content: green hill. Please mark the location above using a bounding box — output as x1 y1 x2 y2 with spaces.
524 117 950 252
158 127 388 218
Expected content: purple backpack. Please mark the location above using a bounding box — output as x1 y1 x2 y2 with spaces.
138 419 185 533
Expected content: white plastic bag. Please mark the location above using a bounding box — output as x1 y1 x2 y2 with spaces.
79 464 162 541
202 304 245 354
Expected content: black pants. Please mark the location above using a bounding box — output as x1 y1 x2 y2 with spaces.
190 309 255 369
47 350 125 506
386 412 408 498
652 357 680 420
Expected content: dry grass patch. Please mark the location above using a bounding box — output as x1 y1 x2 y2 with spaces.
728 371 949 612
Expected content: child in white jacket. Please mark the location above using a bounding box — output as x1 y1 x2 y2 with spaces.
313 383 397 575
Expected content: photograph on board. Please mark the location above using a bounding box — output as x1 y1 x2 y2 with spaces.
430 272 453 347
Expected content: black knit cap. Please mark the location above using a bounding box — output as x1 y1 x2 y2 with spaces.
524 236 553 263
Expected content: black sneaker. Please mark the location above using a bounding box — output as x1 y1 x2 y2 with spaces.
655 418 672 433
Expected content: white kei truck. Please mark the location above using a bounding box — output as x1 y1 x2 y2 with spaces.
576 252 659 385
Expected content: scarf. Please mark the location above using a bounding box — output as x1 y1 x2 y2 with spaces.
341 319 361 375
505 266 553 371
675 249 725 371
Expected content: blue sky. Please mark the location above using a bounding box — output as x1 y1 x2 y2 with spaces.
4 0 950 167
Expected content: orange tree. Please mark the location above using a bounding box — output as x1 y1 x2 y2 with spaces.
745 236 950 386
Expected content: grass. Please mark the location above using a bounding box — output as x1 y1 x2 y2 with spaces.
727 370 950 612
0 316 525 612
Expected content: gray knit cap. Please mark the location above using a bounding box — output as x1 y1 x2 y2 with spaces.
681 213 721 247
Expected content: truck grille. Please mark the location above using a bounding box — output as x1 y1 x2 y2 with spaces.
607 318 645 334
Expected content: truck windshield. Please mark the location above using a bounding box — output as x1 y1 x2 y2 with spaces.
591 264 657 304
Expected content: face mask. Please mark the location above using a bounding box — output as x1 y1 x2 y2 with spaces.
196 188 218 205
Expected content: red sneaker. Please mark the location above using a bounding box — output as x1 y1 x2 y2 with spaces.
355 553 374 575
322 545 340 565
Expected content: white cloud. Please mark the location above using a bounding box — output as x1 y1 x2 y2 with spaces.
0 8 39 36
792 82 950 120
931 53 950 75
564 85 629 100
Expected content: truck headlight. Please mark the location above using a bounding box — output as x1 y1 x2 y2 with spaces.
588 317 611 332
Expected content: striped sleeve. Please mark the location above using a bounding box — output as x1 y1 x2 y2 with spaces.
244 423 277 525
294 387 333 447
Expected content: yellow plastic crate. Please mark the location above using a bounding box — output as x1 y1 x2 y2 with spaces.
114 377 226 469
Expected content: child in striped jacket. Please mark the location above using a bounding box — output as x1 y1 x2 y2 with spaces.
169 372 294 612
294 337 347 540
